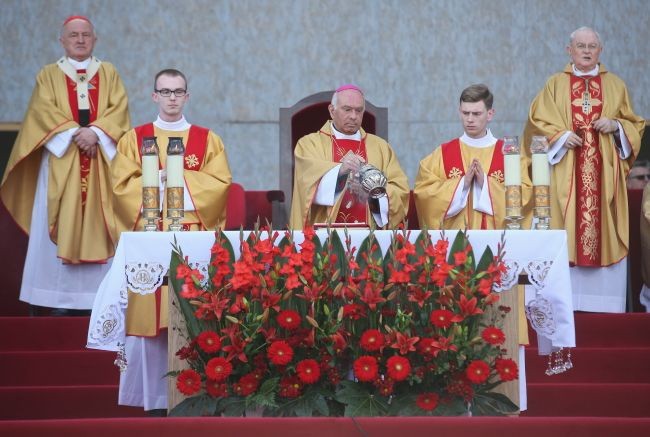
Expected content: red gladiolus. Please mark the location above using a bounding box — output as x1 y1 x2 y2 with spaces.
296 359 321 384
353 355 379 382
360 329 385 352
496 358 519 381
197 330 222 353
176 369 201 396
386 355 411 381
430 309 460 329
453 251 468 266
267 340 294 366
277 309 302 330
416 392 440 412
466 359 490 384
481 326 506 345
205 357 232 382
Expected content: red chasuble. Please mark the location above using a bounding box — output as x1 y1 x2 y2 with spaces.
440 138 504 229
329 134 368 224
569 74 603 266
64 69 99 213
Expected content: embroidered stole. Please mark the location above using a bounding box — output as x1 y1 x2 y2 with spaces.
134 123 208 171
58 57 101 214
441 138 504 229
329 134 368 224
569 74 603 266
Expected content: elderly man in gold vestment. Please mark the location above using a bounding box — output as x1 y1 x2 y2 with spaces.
0 16 130 314
525 27 645 313
111 68 231 412
289 85 409 229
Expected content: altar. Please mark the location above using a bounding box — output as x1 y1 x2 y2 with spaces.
87 229 575 413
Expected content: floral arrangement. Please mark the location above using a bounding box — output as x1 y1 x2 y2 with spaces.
168 227 518 417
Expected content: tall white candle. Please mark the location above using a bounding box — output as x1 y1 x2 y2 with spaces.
504 154 521 186
532 153 551 185
142 155 159 187
166 155 184 187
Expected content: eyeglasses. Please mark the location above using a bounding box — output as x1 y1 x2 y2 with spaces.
574 43 600 51
155 88 187 97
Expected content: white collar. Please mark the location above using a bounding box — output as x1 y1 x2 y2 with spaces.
67 57 91 70
330 121 361 140
460 129 497 148
153 115 191 131
572 64 599 77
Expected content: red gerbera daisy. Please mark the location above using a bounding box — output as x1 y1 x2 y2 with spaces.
495 358 519 381
353 355 379 382
296 359 321 384
277 309 302 330
429 309 458 329
205 357 232 382
360 329 385 352
466 359 490 384
386 355 411 381
197 330 222 353
267 340 294 366
481 326 505 345
416 392 440 412
233 372 260 396
176 369 201 396
205 379 229 398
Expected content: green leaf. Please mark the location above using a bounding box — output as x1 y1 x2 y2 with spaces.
168 394 218 416
387 394 425 416
470 392 519 416
326 229 347 278
169 252 203 339
248 377 279 410
476 246 494 273
218 396 248 417
432 398 470 416
335 380 389 417
274 386 334 417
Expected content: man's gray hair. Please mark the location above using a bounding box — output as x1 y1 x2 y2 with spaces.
60 18 96 38
569 27 602 46
331 90 365 109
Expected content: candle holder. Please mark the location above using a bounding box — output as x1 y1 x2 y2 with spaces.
141 136 160 232
502 136 523 229
531 136 551 230
166 137 185 232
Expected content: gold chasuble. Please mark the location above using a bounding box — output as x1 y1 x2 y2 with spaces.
525 64 645 266
112 121 232 336
289 122 409 229
414 138 532 230
0 58 129 263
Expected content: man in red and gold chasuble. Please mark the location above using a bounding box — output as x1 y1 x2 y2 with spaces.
289 85 409 230
415 84 533 230
525 27 645 313
111 69 231 411
0 16 129 311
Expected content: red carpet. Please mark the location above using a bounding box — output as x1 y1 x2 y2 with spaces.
0 311 649 434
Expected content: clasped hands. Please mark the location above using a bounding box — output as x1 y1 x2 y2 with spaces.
73 127 99 158
339 151 369 203
565 116 618 150
463 158 485 190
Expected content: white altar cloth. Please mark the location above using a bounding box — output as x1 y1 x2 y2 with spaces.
87 229 575 356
